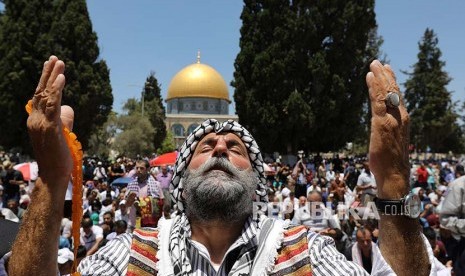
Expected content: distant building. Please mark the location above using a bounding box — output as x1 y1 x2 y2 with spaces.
165 52 238 148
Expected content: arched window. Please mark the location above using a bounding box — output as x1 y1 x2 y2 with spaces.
187 124 200 135
171 124 185 137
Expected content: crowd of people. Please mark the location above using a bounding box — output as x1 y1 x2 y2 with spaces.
262 155 465 274
1 149 464 274
0 57 460 275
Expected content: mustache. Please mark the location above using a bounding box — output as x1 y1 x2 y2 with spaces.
196 157 242 177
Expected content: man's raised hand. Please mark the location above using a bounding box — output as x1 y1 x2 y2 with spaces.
366 60 410 199
27 56 73 184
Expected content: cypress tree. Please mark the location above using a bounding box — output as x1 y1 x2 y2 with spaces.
50 0 112 150
233 0 380 153
143 72 167 151
0 0 55 152
0 0 112 153
233 0 298 153
404 28 463 153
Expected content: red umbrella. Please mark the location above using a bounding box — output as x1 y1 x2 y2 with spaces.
149 151 178 167
13 162 37 181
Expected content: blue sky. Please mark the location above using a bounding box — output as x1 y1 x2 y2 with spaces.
85 0 465 114
4 1 465 113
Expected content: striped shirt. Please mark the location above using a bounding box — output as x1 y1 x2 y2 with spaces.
77 217 383 276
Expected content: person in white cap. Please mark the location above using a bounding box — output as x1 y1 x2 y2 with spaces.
114 199 129 225
93 161 107 182
57 247 74 276
8 57 437 276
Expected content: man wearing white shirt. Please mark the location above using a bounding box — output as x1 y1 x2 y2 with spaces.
293 191 339 232
356 162 377 206
326 167 336 184
79 217 103 256
282 191 298 219
307 178 322 196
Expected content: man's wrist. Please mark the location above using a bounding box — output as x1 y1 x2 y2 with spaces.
376 174 409 200
36 172 70 194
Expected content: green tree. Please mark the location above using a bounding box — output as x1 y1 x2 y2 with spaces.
124 73 167 152
112 113 155 158
0 0 55 153
233 0 380 153
87 112 119 159
232 0 296 153
143 72 167 151
157 130 176 154
123 98 141 115
404 28 463 153
0 0 112 153
49 0 112 149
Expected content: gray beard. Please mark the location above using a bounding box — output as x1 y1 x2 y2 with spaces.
183 157 257 223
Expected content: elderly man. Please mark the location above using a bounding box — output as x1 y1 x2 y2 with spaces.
293 191 340 233
7 56 436 275
156 164 173 204
350 228 383 274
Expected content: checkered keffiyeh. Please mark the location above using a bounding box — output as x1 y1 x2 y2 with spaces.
170 119 268 213
168 119 267 275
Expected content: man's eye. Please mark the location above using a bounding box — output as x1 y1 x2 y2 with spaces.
200 146 213 152
230 147 242 154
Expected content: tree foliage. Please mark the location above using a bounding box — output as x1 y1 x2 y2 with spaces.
112 112 156 158
123 72 166 152
143 72 167 151
0 0 112 153
87 112 118 159
157 130 176 155
233 0 381 153
404 28 463 153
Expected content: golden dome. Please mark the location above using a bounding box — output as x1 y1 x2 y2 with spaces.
166 60 230 102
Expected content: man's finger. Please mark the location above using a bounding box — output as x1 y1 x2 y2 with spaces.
384 64 405 109
369 60 388 82
367 71 386 117
46 59 65 90
384 64 397 83
36 55 58 93
33 56 59 111
51 73 66 105
366 72 375 99
36 60 50 94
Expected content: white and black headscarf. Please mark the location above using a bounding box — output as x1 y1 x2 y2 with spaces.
170 119 268 213
167 119 268 275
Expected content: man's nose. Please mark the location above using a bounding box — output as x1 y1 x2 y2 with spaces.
212 138 228 158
